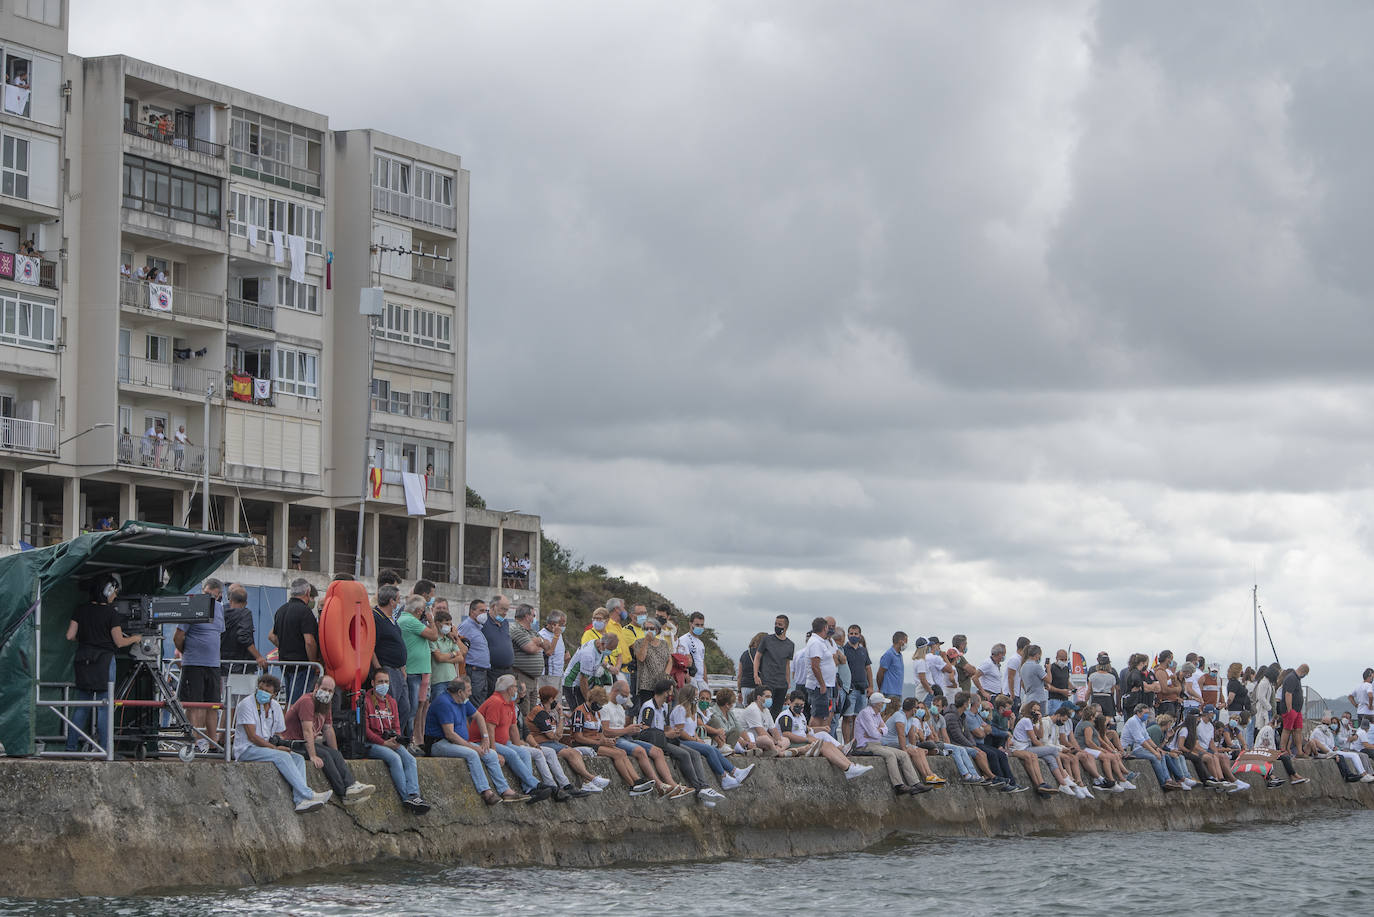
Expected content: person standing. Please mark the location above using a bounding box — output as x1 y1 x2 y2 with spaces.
220 583 268 673
173 424 191 472
803 617 837 731
633 618 672 707
1019 645 1049 711
268 578 319 705
482 594 515 690
458 599 492 703
538 610 569 692
875 631 907 716
397 595 439 746
508 604 546 719
754 614 795 719
976 645 1005 704
1047 649 1073 715
65 575 141 752
369 584 410 746
950 635 977 694
840 624 873 744
737 632 764 705
1349 668 1374 727
174 580 226 754
676 612 708 690
1279 664 1309 754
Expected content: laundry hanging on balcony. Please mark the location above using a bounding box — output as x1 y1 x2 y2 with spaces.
287 235 306 283
253 378 271 400
247 225 259 249
173 348 192 361
2 85 29 116
401 472 427 516
230 374 253 402
270 230 284 263
148 283 173 312
13 254 39 286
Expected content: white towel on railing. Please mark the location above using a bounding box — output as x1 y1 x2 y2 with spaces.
247 225 259 248
287 234 306 283
270 230 284 263
3 85 29 115
401 472 427 516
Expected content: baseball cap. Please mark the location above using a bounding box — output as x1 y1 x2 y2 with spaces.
945 648 960 661
1058 701 1077 713
868 693 888 707
1097 652 1110 662
927 636 943 645
913 637 928 649
1202 704 1217 715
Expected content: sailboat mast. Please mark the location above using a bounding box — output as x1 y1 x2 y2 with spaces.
1253 584 1258 671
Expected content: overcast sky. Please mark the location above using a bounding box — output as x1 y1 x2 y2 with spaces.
72 1 1374 696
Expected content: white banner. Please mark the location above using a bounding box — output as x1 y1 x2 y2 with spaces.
401 471 427 516
3 85 29 116
13 254 39 286
252 377 271 400
148 283 173 312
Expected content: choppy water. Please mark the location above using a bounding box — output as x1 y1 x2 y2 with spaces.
6 812 1369 916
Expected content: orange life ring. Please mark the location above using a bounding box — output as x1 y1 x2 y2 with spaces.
318 579 375 699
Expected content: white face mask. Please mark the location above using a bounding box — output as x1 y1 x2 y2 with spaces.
476 612 489 625
440 624 452 636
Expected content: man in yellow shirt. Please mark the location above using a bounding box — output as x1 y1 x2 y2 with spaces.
605 599 645 693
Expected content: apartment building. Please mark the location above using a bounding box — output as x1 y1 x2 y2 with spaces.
0 3 540 606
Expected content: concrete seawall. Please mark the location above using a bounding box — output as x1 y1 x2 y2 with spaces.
2 753 1370 899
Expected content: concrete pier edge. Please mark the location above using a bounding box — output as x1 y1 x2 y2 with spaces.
1 753 1370 899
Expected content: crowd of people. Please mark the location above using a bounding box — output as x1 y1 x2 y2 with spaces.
64 574 1374 816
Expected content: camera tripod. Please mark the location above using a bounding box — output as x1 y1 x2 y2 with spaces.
112 634 205 761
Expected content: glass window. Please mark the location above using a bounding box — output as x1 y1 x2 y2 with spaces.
433 391 452 422
2 134 30 200
122 154 220 226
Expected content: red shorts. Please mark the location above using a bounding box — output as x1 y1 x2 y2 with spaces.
1281 709 1304 731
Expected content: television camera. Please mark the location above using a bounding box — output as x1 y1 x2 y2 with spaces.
114 593 216 661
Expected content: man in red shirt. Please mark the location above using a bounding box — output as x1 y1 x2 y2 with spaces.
282 675 375 804
363 671 430 812
475 674 553 802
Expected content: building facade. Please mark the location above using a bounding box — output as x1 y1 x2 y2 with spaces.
0 3 539 606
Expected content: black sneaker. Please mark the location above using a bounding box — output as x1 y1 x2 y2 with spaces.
1266 778 1285 788
567 788 592 798
526 784 555 803
1035 783 1057 796
404 795 432 814
1002 783 1028 793
907 782 933 794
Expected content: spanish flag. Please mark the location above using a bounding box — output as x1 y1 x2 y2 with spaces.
369 466 383 498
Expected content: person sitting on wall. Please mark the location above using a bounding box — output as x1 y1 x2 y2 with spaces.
362 670 431 812
776 689 873 780
280 675 375 805
525 684 605 796
474 674 554 803
424 676 526 805
231 673 331 813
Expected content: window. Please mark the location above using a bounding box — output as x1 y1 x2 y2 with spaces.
2 135 29 200
0 290 56 350
122 155 221 228
14 0 61 27
371 435 452 489
412 391 431 420
371 378 390 413
145 334 168 362
229 189 268 239
227 342 271 377
374 154 409 194
274 346 319 398
383 301 410 341
229 109 322 194
276 276 319 313
433 391 452 422
382 302 452 351
389 390 410 416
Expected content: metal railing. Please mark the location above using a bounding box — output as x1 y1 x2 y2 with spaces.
229 151 321 193
372 186 457 231
119 279 224 322
0 415 57 455
123 118 226 158
120 437 217 475
226 297 275 331
38 260 56 290
421 560 453 583
21 520 62 547
464 562 492 587
412 265 456 291
118 355 219 396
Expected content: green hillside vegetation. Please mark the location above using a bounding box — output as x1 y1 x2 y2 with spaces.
539 532 733 677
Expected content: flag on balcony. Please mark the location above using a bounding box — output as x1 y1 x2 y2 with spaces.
2 85 29 116
401 472 427 516
253 378 271 400
0 252 12 280
369 466 383 498
148 283 173 312
230 374 252 402
14 255 39 286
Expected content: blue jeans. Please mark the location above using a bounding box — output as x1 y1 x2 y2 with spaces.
430 739 509 794
282 665 315 707
681 738 732 778
1045 699 1063 715
66 657 115 751
1165 754 1190 781
238 744 315 804
406 673 427 735
1128 747 1170 785
383 666 410 739
943 743 977 778
367 742 419 799
494 742 539 792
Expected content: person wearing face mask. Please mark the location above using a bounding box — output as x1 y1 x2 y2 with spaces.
508 603 547 720
458 599 492 704
884 697 946 787
570 685 657 796
839 625 874 745
754 615 795 719
475 675 555 803
363 671 430 812
668 685 755 792
281 675 375 805
233 673 332 812
741 689 787 755
775 689 873 779
582 607 611 644
633 618 674 708
1007 701 1078 797
538 610 571 692
564 632 619 711
428 608 466 703
737 635 763 707
875 632 907 717
1120 704 1182 791
481 594 516 690
654 603 678 645
1154 650 1181 720
600 679 684 797
398 595 440 749
802 616 839 731
603 599 642 691
269 577 321 706
370 584 410 742
675 612 708 690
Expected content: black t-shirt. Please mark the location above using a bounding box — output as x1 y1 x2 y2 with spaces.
843 644 872 689
756 635 795 687
738 649 757 688
271 598 318 662
1050 662 1071 691
1281 672 1303 712
221 604 257 661
72 602 119 652
1226 677 1250 712
531 708 556 738
372 606 407 669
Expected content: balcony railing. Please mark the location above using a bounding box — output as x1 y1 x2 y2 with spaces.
38 261 56 290
229 151 321 195
118 355 219 396
0 416 56 455
372 187 457 231
226 297 275 332
119 279 225 322
123 118 226 158
412 265 456 291
117 435 218 475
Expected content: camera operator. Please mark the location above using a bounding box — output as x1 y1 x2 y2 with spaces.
65 574 141 752
231 673 330 813
363 671 430 812
174 578 226 754
281 674 375 805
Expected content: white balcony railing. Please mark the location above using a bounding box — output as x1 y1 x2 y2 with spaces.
118 436 218 475
118 355 219 396
226 297 275 331
0 416 57 455
119 279 224 323
372 186 457 231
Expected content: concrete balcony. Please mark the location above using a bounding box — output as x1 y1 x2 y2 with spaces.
117 355 219 398
120 279 225 324
226 297 275 332
0 416 56 456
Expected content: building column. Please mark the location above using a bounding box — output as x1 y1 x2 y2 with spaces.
62 476 80 541
118 482 136 527
272 501 290 569
365 510 380 578
449 520 462 585
224 493 242 534
407 515 423 581
531 526 541 593
171 488 190 530
491 526 501 589
320 507 336 578
3 470 22 546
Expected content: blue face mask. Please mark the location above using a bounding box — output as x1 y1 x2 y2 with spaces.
914 709 926 720
495 614 506 623
848 635 860 645
636 614 647 627
692 626 704 636
593 619 606 632
255 689 272 705
375 683 390 697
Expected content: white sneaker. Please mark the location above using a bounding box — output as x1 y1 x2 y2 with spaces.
295 796 326 813
844 763 874 780
1058 783 1076 796
702 787 727 800
1179 782 1192 791
721 774 741 790
580 780 605 794
734 763 755 784
1077 786 1094 799
1120 781 1137 790
1183 778 1199 788
734 742 748 755
591 776 611 790
1108 783 1125 793
345 781 376 800
1360 774 1374 783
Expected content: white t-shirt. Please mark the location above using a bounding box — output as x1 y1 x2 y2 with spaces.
743 703 775 731
1005 655 1023 695
669 703 695 736
1010 716 1036 751
539 627 566 678
804 633 836 690
1310 724 1336 752
602 700 628 729
976 659 1002 696
233 695 285 759
927 655 952 693
1353 682 1374 716
1168 726 1187 752
638 700 667 730
1183 672 1203 706
675 633 706 688
1195 720 1215 750
174 430 189 446
792 643 809 686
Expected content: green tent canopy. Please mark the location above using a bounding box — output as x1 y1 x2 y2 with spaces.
0 522 255 755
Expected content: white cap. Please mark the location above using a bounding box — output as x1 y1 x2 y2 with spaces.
868 692 888 706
